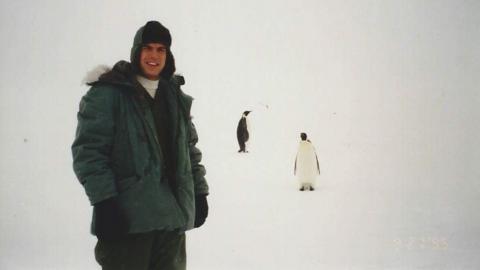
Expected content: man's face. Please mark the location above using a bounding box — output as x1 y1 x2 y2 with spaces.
139 43 167 80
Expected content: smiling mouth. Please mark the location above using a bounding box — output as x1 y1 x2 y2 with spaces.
146 62 159 67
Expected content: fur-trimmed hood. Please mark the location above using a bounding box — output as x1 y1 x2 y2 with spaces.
82 61 136 88
82 61 185 88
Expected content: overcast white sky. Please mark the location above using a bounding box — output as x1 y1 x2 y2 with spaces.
1 0 479 269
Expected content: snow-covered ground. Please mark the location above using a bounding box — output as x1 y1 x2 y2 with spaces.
1 1 479 269
186 101 480 270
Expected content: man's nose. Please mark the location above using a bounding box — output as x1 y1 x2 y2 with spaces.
150 52 162 59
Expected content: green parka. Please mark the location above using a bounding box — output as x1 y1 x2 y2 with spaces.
72 61 208 233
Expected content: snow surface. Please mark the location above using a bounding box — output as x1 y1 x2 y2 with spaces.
186 103 480 270
1 1 480 269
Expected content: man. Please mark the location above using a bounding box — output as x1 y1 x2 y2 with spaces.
294 133 320 191
72 21 209 270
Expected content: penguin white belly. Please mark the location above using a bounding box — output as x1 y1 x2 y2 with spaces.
296 143 318 185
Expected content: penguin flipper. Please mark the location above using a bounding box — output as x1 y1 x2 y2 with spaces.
294 156 297 175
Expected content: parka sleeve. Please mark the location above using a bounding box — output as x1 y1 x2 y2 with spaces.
71 86 118 205
188 120 209 196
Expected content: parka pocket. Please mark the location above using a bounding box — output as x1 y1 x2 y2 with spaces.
116 176 139 193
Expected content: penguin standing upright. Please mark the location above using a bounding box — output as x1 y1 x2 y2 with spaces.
294 133 320 191
236 111 251 153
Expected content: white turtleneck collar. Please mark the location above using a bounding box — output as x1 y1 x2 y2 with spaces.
136 75 159 98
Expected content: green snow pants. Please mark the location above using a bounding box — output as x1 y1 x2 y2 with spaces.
94 230 186 270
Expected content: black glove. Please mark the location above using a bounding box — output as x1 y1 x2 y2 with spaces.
194 195 209 228
93 197 129 241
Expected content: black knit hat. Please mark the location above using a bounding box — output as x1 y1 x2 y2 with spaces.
141 21 172 46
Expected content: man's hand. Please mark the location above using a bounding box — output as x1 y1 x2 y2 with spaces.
94 197 129 241
194 195 209 228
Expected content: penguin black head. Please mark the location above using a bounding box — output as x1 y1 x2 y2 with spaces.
300 133 307 141
243 111 251 116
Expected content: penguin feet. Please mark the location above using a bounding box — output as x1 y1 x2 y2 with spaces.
299 186 314 191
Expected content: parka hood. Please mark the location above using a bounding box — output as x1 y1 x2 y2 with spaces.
83 61 184 88
83 21 176 88
82 61 136 88
82 61 190 115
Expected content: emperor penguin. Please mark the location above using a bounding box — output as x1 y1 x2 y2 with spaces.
294 133 320 191
236 111 251 153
